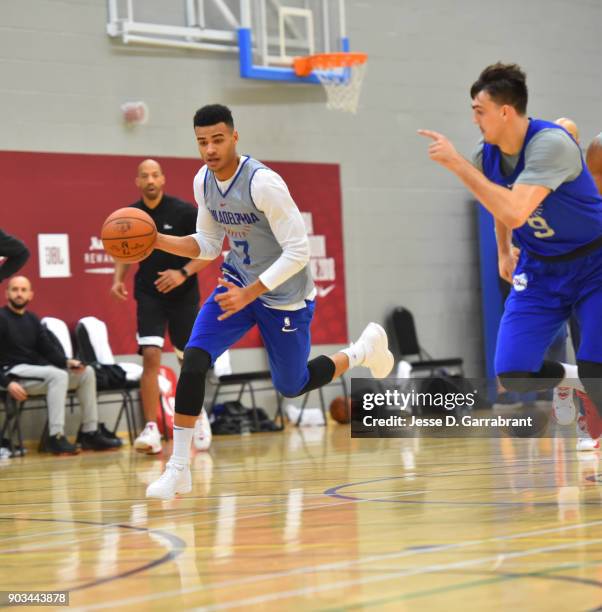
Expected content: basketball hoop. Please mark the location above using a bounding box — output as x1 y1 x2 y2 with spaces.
293 52 368 114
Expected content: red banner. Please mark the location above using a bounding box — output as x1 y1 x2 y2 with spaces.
1 151 347 353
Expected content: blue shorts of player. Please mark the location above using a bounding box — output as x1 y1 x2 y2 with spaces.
495 248 602 374
186 281 315 397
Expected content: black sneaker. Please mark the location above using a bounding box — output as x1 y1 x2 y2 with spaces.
77 429 122 451
47 434 81 455
98 423 123 445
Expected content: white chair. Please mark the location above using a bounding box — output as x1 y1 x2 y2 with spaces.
41 316 73 359
75 316 140 443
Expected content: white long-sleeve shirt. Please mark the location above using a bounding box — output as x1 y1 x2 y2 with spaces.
192 156 316 309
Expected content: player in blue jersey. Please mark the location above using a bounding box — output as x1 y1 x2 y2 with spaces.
418 63 602 437
144 104 394 499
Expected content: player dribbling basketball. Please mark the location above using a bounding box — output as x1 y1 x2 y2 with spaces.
145 104 394 500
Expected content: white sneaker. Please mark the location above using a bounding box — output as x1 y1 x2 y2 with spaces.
553 386 576 425
354 322 394 378
145 460 192 500
577 437 600 451
134 422 162 455
193 408 213 451
576 416 599 451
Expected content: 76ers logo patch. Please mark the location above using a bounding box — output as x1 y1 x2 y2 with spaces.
512 272 528 292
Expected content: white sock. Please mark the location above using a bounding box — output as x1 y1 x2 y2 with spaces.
559 363 585 392
81 422 97 434
171 426 194 464
341 342 365 369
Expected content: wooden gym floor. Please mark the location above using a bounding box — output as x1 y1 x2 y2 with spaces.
1 423 602 611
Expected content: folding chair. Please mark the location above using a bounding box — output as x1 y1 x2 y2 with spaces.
390 307 464 376
0 389 29 456
75 316 140 444
208 351 285 431
389 307 467 416
42 317 74 361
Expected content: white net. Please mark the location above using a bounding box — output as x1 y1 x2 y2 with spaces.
314 61 367 114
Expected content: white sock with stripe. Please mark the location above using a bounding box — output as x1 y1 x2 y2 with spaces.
171 426 194 465
341 343 366 369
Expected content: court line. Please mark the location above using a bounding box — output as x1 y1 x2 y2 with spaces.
0 453 589 543
0 455 567 508
0 451 384 478
189 537 602 611
0 449 578 508
324 475 602 506
0 452 566 485
1 445 594 599
0 447 591 555
0 491 345 542
27 442 553 537
0 488 431 552
0 517 185 593
316 560 602 611
0 478 576 525
75 519 602 610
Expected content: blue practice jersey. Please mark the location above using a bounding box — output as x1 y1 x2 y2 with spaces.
203 156 314 307
482 119 602 257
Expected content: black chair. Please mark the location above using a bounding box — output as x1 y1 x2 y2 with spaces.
0 387 30 456
208 369 285 431
75 317 139 444
390 307 464 376
0 389 77 455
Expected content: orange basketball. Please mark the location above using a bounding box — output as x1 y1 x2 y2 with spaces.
101 207 157 263
329 396 351 424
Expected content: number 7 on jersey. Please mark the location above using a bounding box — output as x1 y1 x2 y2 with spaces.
233 240 251 264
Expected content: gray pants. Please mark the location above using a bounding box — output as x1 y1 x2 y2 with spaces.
9 364 98 436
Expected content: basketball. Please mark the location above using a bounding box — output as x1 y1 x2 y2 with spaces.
329 396 351 424
101 207 157 263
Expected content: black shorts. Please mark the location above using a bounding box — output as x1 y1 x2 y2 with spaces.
136 294 199 356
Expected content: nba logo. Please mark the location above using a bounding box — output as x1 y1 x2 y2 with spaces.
281 316 297 333
512 273 528 292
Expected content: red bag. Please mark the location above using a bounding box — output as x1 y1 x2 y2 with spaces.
156 365 177 439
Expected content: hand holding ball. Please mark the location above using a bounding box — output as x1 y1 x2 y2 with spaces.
101 208 157 263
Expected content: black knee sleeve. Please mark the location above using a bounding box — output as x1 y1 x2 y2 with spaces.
175 347 211 416
578 360 602 418
286 355 336 398
498 360 564 393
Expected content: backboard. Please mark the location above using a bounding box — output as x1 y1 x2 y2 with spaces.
106 0 349 84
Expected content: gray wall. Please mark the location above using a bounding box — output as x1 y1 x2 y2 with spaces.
2 0 602 433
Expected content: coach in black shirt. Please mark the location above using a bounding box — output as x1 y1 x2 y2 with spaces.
110 159 207 454
1 276 120 454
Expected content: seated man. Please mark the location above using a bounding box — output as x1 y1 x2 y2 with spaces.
0 276 121 454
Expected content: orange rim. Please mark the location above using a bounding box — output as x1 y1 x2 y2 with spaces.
293 52 368 77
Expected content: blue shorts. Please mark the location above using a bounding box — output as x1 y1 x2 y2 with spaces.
186 283 315 397
495 248 602 374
